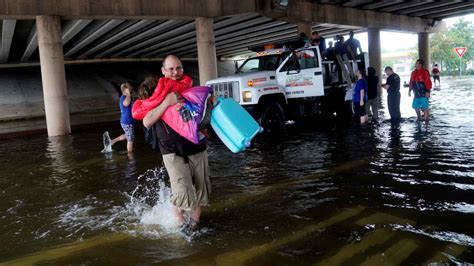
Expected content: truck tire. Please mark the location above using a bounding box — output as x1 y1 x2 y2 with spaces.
260 101 285 134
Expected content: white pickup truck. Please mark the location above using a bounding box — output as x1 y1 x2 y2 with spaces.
206 43 367 132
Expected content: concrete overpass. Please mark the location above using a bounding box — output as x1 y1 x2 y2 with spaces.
0 0 472 136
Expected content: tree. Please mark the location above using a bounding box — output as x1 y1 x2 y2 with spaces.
430 18 474 75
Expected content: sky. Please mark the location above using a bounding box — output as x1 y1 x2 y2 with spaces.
345 14 474 53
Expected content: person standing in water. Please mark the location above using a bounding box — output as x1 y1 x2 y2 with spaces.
432 63 441 86
105 82 135 153
409 59 432 121
382 66 401 122
143 55 211 232
365 67 379 122
353 69 369 124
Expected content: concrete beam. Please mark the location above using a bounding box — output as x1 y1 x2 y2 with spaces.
215 27 353 57
64 19 124 58
123 22 196 57
20 19 94 62
427 9 474 20
61 19 93 46
96 20 186 58
379 2 428 13
180 24 296 57
78 19 155 58
138 14 262 58
413 3 474 18
216 32 298 55
0 19 16 63
20 23 37 62
214 27 353 55
216 21 289 42
0 0 258 19
341 1 373 8
278 1 446 33
182 25 360 57
397 2 459 16
362 1 404 10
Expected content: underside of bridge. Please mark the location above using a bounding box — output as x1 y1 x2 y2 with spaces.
1 0 472 65
0 0 473 136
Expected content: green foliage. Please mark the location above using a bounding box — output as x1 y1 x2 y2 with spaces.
382 58 396 69
430 18 474 75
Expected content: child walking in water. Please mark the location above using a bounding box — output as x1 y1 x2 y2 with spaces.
103 82 135 153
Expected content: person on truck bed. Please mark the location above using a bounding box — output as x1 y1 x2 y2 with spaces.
311 31 326 54
334 35 347 56
322 41 335 60
345 31 363 60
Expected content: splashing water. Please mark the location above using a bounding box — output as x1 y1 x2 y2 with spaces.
101 131 113 153
126 167 211 241
51 164 211 245
128 167 178 231
55 167 200 241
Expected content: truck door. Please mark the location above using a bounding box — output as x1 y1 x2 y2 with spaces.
276 48 324 99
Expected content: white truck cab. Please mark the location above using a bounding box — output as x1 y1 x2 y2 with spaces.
206 42 366 132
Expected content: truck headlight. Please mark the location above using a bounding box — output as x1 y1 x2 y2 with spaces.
243 91 252 102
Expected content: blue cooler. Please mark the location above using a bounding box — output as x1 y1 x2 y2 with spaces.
211 98 262 153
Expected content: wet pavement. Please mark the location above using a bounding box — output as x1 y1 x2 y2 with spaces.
0 76 473 265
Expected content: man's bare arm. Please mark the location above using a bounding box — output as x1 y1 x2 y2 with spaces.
143 93 178 128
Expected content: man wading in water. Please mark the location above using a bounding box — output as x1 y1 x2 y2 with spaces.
409 59 432 121
142 55 211 233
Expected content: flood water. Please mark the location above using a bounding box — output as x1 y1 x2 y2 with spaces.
0 76 473 265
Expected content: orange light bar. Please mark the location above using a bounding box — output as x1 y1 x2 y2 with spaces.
264 44 275 50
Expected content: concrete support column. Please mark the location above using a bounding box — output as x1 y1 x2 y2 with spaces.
367 27 382 95
196 17 217 85
297 22 312 38
37 15 70 136
418 32 430 69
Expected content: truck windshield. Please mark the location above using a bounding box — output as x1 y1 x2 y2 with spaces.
237 54 281 73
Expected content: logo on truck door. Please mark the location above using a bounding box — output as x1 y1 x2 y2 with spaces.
285 73 313 87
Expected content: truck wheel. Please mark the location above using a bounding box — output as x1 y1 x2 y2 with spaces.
260 102 285 133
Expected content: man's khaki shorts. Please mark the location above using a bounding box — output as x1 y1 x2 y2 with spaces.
162 150 211 210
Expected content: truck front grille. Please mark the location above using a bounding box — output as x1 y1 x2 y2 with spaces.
209 81 240 102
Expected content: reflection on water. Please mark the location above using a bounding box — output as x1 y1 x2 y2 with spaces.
0 77 473 264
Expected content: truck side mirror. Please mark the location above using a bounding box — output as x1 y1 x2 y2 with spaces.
234 60 239 73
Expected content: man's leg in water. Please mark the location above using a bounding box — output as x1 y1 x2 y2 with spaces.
162 153 196 227
415 109 422 120
424 108 429 121
191 206 202 225
189 150 210 227
172 205 185 225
